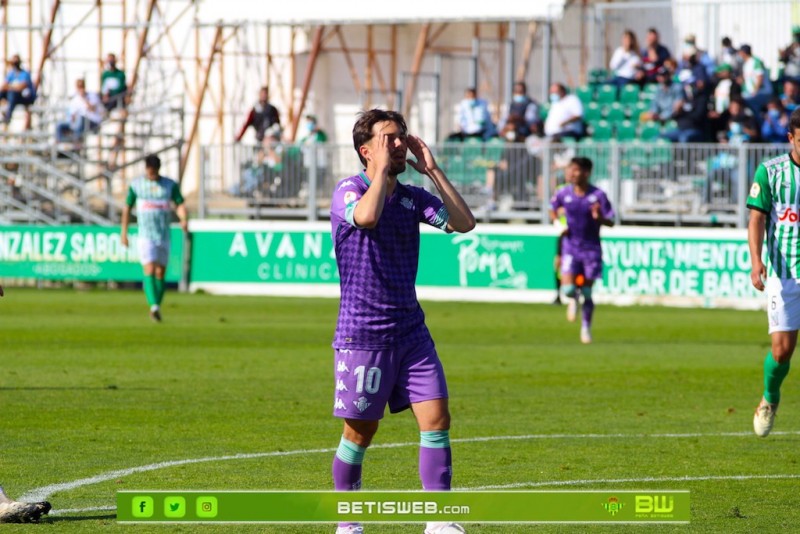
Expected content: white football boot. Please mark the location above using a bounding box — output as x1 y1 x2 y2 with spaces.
0 487 51 523
580 325 592 344
335 524 364 534
425 522 466 534
753 397 778 437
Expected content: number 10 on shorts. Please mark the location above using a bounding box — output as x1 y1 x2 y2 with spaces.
353 366 382 394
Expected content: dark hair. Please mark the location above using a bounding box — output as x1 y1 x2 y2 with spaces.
514 81 527 92
768 97 784 111
570 156 593 172
790 107 800 136
648 27 659 35
352 109 408 166
721 36 732 47
144 154 161 171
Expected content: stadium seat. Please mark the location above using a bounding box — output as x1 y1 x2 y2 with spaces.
632 101 650 121
596 84 616 104
616 120 637 142
589 68 609 84
584 102 603 122
575 85 594 105
605 102 627 124
640 121 661 141
641 83 658 103
590 120 613 141
619 84 640 104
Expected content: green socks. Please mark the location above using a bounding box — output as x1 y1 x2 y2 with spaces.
143 274 157 306
764 351 791 404
154 278 165 305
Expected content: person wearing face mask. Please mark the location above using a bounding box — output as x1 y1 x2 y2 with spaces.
722 97 759 145
447 87 496 142
101 53 128 111
497 81 540 139
0 54 36 124
779 26 800 84
761 98 790 144
543 83 584 141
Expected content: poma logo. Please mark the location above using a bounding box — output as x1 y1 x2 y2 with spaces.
635 495 674 513
602 497 624 516
778 207 800 223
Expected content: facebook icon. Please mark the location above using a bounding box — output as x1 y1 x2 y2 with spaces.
131 496 153 518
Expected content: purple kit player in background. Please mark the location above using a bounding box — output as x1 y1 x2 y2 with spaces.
329 109 476 534
549 157 615 344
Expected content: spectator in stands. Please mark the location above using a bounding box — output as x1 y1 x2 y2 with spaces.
738 44 773 114
659 81 709 143
781 79 800 113
498 81 540 139
718 37 743 78
448 87 496 141
761 97 790 144
608 30 642 90
55 78 103 150
100 53 127 111
780 26 800 83
720 96 759 144
641 28 671 70
708 63 741 140
640 44 664 84
235 86 281 145
0 54 36 124
677 47 709 90
643 66 683 124
544 83 584 141
299 114 328 144
683 34 716 79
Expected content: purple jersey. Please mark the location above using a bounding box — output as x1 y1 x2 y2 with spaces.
550 184 614 253
330 171 450 350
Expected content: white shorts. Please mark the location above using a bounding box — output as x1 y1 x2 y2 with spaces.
137 238 170 266
766 277 800 333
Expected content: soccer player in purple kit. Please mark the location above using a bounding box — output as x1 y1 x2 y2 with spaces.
329 109 476 534
549 157 615 344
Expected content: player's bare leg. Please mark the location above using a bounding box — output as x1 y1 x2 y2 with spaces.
333 419 378 534
755 331 795 437
562 273 579 322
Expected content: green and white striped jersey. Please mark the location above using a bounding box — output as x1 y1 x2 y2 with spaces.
126 176 184 244
747 153 800 278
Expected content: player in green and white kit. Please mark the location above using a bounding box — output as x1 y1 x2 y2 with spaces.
121 154 188 322
747 108 800 436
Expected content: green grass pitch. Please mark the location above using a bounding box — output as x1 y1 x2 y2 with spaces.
2 288 799 533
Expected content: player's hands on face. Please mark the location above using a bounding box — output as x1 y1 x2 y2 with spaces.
751 260 767 291
406 135 437 175
371 133 392 173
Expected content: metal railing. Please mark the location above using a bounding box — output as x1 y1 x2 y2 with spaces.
198 140 790 228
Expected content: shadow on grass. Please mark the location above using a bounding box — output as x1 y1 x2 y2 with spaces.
44 513 117 523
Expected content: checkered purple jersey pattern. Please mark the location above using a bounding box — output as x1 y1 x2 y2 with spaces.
330 172 450 350
550 184 614 253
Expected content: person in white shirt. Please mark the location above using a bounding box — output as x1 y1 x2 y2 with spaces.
609 30 643 91
55 78 103 149
544 83 584 141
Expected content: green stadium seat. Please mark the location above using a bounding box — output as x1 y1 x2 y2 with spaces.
539 103 550 122
641 83 658 103
605 102 626 124
596 84 616 104
616 120 637 142
619 84 640 104
589 68 609 84
640 121 661 141
662 119 678 131
632 101 650 121
575 85 594 105
590 120 613 141
584 102 603 122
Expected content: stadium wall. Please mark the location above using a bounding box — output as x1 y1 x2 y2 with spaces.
185 220 763 311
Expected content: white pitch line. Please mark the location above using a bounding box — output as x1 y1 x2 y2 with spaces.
20 430 800 503
466 474 800 490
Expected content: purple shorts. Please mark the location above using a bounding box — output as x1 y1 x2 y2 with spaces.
561 248 603 281
332 338 449 420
